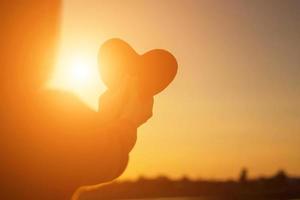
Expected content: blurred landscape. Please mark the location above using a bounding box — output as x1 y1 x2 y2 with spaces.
80 169 300 200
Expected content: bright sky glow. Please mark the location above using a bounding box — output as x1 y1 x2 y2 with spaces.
69 56 93 85
49 0 300 180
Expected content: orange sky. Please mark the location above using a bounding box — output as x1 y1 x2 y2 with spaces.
50 0 300 180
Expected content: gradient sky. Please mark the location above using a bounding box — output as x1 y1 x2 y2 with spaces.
50 0 300 180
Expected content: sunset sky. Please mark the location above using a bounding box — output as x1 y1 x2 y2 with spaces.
50 0 300 180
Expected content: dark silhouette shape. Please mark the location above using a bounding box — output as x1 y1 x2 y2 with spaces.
98 39 177 125
99 39 177 97
239 168 248 183
271 170 288 187
79 169 300 200
0 1 177 200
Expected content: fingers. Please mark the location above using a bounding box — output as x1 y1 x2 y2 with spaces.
99 77 154 127
98 90 125 122
99 75 132 118
120 96 154 128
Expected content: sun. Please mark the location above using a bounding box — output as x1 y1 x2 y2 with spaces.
50 51 106 110
70 56 92 85
55 53 97 90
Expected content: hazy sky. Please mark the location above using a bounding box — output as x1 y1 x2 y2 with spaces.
51 0 300 180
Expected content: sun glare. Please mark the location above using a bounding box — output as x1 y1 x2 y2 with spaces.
50 50 106 110
70 57 92 85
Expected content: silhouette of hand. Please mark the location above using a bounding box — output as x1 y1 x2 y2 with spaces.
99 76 129 123
98 38 177 127
119 77 153 127
98 38 178 97
99 75 153 127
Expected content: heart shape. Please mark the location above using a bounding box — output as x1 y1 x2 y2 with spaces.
98 38 178 97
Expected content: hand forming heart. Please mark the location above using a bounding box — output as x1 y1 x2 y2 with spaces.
98 38 177 126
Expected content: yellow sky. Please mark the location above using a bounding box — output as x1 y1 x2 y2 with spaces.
50 0 300 180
